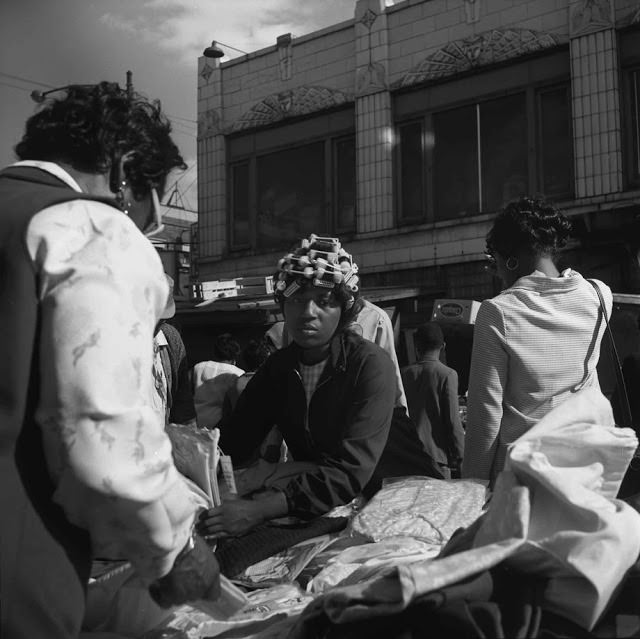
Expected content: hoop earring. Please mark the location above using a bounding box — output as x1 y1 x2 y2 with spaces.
506 257 519 271
116 180 131 216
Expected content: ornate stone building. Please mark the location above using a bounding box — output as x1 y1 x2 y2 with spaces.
194 0 640 307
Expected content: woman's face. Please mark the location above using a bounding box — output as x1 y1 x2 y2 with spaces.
284 287 342 361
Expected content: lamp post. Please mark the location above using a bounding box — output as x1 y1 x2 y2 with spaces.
203 40 248 58
30 71 134 103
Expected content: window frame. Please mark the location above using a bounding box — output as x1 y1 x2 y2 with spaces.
332 133 357 236
228 159 253 250
226 107 355 252
619 26 640 190
535 83 574 202
394 119 428 226
621 65 640 190
392 48 572 224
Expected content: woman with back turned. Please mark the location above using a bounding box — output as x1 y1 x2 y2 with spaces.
461 197 612 482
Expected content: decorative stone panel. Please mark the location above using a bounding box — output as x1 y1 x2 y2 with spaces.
570 0 614 37
198 108 222 138
230 86 353 132
277 33 293 81
396 28 565 88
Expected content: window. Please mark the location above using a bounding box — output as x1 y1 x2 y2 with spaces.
230 162 250 247
394 49 573 223
433 104 479 220
227 108 355 251
334 136 356 232
256 142 325 251
620 28 640 189
624 67 640 188
538 86 573 199
480 93 528 212
398 88 571 222
397 121 425 223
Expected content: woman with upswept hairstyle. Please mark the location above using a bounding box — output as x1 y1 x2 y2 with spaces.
462 197 612 481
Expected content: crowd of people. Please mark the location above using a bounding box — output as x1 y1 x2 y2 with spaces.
1 81 636 639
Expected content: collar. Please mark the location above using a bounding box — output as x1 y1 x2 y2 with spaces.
505 268 583 294
285 332 349 374
11 160 83 192
154 330 169 347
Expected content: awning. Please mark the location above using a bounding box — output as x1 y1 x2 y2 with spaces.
179 285 432 314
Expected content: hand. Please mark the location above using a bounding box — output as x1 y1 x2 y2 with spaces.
196 497 265 538
148 533 220 609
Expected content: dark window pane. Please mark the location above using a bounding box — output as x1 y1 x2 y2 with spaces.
398 122 424 222
480 93 528 212
257 142 325 250
335 137 356 232
434 105 478 220
630 70 640 183
539 87 573 198
231 163 250 246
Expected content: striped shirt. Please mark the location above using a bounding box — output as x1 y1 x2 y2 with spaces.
461 269 612 481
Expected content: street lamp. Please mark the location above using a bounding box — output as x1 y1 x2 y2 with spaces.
30 72 134 103
203 40 248 58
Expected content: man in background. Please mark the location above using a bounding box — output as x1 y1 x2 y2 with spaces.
401 322 465 479
192 333 244 428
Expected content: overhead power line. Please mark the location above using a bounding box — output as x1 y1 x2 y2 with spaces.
0 80 35 93
0 71 199 128
168 113 197 125
0 71 54 89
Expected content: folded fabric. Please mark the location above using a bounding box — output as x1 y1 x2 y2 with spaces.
486 387 640 630
308 537 447 594
290 387 640 633
350 477 487 545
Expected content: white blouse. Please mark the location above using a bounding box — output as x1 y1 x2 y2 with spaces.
20 161 199 579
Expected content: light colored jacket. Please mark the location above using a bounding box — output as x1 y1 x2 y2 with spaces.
462 269 612 480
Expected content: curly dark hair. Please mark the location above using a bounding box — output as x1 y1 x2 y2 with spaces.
241 338 275 372
212 333 241 363
486 197 572 259
14 82 186 199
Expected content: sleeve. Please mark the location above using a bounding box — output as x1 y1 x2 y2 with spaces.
461 300 508 481
26 201 199 580
217 364 279 464
372 308 408 410
441 369 465 463
164 326 197 425
272 348 396 517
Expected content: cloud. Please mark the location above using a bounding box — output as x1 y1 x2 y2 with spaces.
99 0 354 65
96 0 356 210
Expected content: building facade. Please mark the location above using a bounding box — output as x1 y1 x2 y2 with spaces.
194 0 640 306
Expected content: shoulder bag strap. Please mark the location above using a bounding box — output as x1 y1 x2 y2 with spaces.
587 279 633 428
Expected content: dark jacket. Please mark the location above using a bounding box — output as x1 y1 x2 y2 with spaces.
157 322 196 424
219 331 396 517
401 358 465 469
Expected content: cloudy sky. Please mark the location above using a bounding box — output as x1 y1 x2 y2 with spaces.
0 0 354 209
